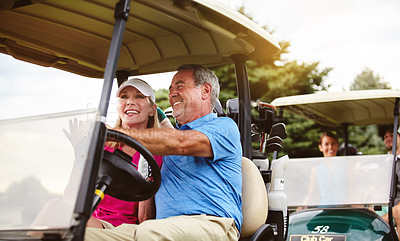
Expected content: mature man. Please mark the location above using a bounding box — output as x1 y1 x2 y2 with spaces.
85 64 242 241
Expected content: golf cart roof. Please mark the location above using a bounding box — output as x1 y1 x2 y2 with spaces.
0 0 280 78
271 89 400 127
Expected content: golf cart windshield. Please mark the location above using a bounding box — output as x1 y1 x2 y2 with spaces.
285 154 394 209
0 109 98 236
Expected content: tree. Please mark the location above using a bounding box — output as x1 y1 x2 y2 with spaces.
155 88 170 112
248 60 332 103
212 6 332 158
344 125 386 155
350 67 391 90
3 176 61 225
345 67 391 155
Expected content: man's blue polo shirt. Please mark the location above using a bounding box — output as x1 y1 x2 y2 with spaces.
155 113 243 231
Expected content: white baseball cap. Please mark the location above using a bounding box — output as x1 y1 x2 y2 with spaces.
116 78 155 103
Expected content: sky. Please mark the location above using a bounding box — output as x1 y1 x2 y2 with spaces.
1 0 400 120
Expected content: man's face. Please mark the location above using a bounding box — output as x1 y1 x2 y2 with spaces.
168 69 203 124
384 130 394 151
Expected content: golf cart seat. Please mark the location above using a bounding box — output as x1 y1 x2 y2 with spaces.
240 157 274 240
213 99 226 117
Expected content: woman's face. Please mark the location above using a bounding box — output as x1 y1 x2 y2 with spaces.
117 86 154 129
319 136 339 157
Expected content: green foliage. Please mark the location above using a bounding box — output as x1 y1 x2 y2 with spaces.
249 60 332 103
212 59 331 109
211 65 237 108
344 125 387 155
155 88 170 111
343 67 392 156
282 113 333 158
155 88 176 126
350 67 391 90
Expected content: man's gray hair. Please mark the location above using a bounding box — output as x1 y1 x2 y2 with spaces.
176 64 220 109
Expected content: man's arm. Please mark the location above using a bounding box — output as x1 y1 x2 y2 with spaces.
114 128 213 157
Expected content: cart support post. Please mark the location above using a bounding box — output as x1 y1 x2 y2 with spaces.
98 0 130 118
388 97 400 241
72 1 131 240
342 123 349 156
233 54 252 159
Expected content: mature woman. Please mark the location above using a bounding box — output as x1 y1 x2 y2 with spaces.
87 78 163 229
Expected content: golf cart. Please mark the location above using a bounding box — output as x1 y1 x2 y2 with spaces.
270 90 400 241
0 0 284 240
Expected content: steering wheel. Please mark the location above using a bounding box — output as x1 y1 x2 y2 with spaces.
97 129 161 202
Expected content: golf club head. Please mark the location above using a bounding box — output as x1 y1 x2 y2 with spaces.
265 142 282 153
251 123 262 135
257 102 276 134
251 123 262 142
270 122 287 139
252 133 261 142
266 136 283 146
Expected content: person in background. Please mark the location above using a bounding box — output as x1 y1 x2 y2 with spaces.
298 131 340 210
380 126 400 236
85 64 242 241
382 126 400 156
339 143 358 156
318 131 339 157
87 78 163 229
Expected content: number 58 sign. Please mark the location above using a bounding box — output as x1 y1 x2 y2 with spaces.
312 225 330 234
